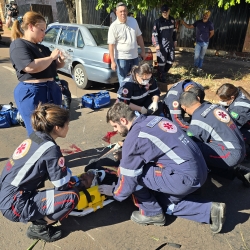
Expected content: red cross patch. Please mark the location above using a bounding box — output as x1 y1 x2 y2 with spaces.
122 88 129 95
13 139 31 160
58 157 65 168
158 121 177 133
214 109 230 123
172 101 179 108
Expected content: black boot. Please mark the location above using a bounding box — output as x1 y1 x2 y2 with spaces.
210 202 226 234
131 211 165 226
234 164 250 187
26 220 62 242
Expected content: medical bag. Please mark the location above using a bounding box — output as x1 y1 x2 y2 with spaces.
82 91 110 109
0 103 20 128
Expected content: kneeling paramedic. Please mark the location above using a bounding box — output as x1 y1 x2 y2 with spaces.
0 103 86 242
99 102 226 234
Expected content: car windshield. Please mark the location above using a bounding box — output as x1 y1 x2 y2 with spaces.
88 28 108 46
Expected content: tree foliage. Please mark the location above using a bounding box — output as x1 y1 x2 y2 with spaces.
96 0 250 18
63 0 76 23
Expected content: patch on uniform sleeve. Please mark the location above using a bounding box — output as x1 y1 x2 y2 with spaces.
147 116 163 128
187 131 193 137
58 157 65 168
230 111 239 119
122 88 129 95
172 101 179 108
214 109 231 123
12 139 32 160
158 121 177 133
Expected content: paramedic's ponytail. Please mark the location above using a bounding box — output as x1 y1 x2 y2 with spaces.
32 103 69 134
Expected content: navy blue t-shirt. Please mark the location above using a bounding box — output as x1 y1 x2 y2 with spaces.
10 38 57 81
193 20 214 43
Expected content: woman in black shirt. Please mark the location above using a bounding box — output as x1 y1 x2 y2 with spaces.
10 11 65 135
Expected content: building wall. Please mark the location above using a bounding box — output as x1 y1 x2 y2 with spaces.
15 0 57 21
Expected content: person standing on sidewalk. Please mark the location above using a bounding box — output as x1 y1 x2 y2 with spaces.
108 2 146 88
10 11 65 135
181 10 214 75
152 4 177 83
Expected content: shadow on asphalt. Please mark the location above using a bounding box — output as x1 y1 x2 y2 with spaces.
199 174 250 233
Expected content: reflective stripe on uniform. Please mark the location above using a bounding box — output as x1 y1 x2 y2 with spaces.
117 95 130 101
191 120 235 149
119 166 143 177
51 172 71 187
11 141 55 187
138 131 185 164
131 92 149 100
158 63 165 66
135 185 143 191
148 87 159 93
170 110 182 114
167 90 178 97
160 25 174 30
234 102 250 108
45 189 55 215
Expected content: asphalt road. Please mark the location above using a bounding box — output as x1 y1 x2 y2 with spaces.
0 45 250 250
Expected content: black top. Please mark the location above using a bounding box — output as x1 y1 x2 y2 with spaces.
10 39 57 81
117 75 160 106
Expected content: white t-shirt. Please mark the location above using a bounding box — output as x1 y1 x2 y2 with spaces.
108 17 142 60
110 12 117 24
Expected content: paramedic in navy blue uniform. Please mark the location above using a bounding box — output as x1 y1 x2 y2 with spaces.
163 79 204 130
152 4 177 83
99 102 226 234
179 91 250 187
117 62 160 115
0 103 81 242
10 11 65 136
216 83 250 146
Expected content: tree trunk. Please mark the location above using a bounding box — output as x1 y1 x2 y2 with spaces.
62 0 76 23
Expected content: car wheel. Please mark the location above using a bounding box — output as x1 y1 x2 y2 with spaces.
73 64 91 89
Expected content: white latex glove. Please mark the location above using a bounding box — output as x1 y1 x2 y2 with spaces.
99 182 116 196
148 102 158 112
141 106 148 114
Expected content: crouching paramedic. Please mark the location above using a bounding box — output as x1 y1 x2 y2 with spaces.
179 91 249 186
0 103 81 242
163 79 204 131
99 102 226 234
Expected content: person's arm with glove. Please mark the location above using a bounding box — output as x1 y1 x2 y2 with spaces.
128 102 148 114
148 95 160 112
99 182 116 196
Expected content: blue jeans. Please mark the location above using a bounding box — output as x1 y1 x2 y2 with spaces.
14 81 62 136
194 42 209 69
116 58 139 88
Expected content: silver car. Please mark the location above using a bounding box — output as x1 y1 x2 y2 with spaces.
42 23 153 89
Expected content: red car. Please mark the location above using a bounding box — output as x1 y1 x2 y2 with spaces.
0 18 4 39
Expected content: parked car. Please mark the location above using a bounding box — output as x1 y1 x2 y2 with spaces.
0 18 4 40
42 23 153 89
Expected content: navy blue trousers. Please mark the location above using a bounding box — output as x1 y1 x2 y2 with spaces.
133 162 211 223
1 188 79 223
14 81 62 135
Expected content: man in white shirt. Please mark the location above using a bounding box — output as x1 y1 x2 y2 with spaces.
108 2 146 88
